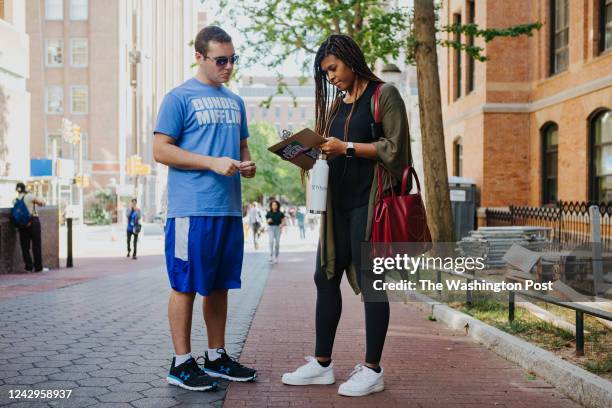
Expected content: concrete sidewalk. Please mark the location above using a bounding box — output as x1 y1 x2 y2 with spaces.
224 251 580 408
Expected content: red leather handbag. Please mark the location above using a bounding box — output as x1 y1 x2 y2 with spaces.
369 83 432 255
371 165 432 255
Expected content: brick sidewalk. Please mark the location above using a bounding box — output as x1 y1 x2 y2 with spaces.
224 251 580 408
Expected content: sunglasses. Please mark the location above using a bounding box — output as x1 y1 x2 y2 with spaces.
205 54 240 67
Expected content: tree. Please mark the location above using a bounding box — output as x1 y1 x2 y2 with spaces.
242 123 305 204
221 0 541 241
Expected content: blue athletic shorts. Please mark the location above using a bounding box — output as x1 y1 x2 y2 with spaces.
164 216 244 296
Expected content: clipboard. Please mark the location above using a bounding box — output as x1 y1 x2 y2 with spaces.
267 128 326 171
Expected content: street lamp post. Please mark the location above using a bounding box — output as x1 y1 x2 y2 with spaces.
129 8 141 200
381 63 402 87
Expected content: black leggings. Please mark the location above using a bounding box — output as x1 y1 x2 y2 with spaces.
314 205 390 365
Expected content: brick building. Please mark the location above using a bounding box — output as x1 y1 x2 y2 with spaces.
25 0 196 220
440 0 612 208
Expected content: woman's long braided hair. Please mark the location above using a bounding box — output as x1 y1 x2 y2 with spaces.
313 35 383 140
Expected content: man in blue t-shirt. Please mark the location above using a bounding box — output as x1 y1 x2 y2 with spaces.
154 26 257 391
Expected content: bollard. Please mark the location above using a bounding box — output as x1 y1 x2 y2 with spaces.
576 310 584 356
66 217 73 268
508 291 515 322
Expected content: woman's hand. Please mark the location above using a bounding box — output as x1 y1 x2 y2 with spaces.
320 137 347 157
267 218 273 225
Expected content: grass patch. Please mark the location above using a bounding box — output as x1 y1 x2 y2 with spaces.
405 269 612 380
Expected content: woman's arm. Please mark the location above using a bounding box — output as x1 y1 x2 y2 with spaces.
320 137 378 160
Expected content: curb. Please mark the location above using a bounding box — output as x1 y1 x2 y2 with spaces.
407 292 612 408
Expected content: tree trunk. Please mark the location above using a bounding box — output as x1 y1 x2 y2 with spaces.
413 0 455 243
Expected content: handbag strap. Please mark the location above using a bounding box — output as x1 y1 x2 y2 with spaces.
372 83 383 123
400 166 422 195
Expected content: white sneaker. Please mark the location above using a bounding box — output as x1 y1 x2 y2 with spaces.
338 364 384 397
281 356 335 386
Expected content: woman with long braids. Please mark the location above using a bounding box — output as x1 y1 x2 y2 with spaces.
281 35 412 396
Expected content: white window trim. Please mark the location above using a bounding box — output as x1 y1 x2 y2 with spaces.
45 38 64 67
80 132 88 160
45 86 64 115
70 0 88 20
70 38 88 67
70 85 88 115
45 0 63 20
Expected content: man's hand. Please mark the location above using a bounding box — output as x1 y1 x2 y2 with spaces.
210 157 241 176
320 137 347 157
239 161 257 178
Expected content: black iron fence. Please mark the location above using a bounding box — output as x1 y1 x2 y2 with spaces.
485 201 612 250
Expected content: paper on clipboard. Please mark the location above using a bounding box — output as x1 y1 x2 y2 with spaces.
267 128 326 171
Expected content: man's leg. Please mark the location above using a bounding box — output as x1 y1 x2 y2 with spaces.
203 289 227 349
127 232 132 256
19 227 33 271
168 289 196 355
31 218 43 271
133 233 138 258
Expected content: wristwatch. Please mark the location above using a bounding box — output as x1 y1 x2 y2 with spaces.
346 142 355 158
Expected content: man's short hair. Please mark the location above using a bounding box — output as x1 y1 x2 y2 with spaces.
194 26 232 56
131 198 137 204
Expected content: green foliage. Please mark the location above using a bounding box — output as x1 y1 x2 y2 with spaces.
242 123 305 204
218 0 541 72
85 190 114 225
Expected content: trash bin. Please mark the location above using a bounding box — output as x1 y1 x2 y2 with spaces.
448 176 478 242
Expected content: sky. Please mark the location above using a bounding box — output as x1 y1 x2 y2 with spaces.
198 0 306 77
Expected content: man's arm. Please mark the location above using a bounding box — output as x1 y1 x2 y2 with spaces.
238 139 256 178
153 133 240 176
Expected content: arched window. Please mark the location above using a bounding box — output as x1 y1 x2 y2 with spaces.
590 109 612 202
541 123 558 205
453 137 463 177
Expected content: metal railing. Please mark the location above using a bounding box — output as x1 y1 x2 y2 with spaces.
485 201 612 250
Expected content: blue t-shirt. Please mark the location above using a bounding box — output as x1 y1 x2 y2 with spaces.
154 78 249 218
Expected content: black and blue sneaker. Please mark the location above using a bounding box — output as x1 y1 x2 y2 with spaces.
202 348 257 382
166 357 219 391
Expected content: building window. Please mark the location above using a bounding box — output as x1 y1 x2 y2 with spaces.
261 107 267 118
70 0 87 20
300 107 306 119
453 138 462 177
550 0 569 75
70 86 88 114
541 123 558 205
45 133 61 157
590 109 612 202
45 39 63 67
600 0 612 52
45 86 63 114
453 13 462 100
275 106 280 119
466 0 475 93
70 38 88 67
45 0 63 20
288 106 293 118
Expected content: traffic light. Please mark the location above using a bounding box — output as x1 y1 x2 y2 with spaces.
127 155 151 175
127 155 142 175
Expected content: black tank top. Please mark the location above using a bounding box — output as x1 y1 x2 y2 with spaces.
328 81 378 210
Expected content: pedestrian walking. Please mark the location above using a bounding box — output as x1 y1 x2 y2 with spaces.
265 200 285 263
247 201 261 249
153 25 257 392
12 182 46 272
126 198 142 260
281 34 413 397
296 206 306 240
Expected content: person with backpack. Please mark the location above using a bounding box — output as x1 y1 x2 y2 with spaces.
126 198 142 260
12 182 46 272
